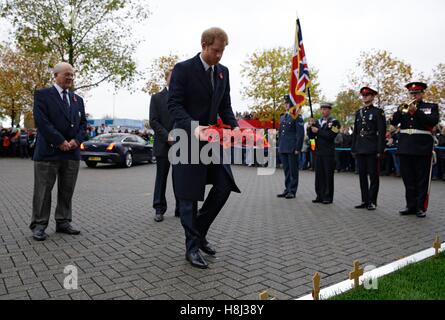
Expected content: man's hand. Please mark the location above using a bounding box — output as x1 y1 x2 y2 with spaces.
59 141 71 152
311 127 319 134
167 134 175 145
408 104 418 113
232 127 241 135
68 140 79 150
294 150 300 155
194 125 209 141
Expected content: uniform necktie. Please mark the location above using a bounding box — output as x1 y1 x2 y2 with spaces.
62 90 70 108
207 67 214 91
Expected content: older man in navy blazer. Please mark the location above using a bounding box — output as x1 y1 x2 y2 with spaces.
168 27 241 269
31 62 87 241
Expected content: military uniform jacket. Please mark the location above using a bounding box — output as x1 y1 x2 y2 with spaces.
351 105 386 155
278 113 304 154
390 101 439 156
307 117 341 156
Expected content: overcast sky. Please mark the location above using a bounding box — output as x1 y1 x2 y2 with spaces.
1 0 445 123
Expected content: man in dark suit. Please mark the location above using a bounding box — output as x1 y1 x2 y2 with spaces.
168 27 241 269
351 87 386 211
30 62 87 241
308 103 341 204
149 70 179 222
277 95 304 199
391 82 439 218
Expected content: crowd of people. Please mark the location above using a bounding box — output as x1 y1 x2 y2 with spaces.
0 127 37 158
2 122 444 181
84 124 154 142
0 124 155 160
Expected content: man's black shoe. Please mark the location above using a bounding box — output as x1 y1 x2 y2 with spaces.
200 244 216 256
186 251 208 269
399 208 416 216
32 229 48 241
277 192 288 198
312 199 322 203
355 203 368 209
56 226 80 235
416 210 427 218
322 200 333 205
285 193 296 199
154 213 164 222
174 210 180 217
367 204 377 211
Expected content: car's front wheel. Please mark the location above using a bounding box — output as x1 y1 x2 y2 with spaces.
85 161 98 168
122 152 133 168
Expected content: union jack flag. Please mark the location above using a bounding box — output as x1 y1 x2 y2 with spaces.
289 17 310 113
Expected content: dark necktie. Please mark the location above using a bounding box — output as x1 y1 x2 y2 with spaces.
62 90 69 108
207 67 214 91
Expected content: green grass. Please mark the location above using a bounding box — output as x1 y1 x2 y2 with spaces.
331 252 445 300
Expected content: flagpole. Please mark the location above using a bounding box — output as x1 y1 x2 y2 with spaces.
307 86 313 118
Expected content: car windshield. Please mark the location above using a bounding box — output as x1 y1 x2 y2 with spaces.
91 134 125 143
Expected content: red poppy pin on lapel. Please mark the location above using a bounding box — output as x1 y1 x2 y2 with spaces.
73 94 77 103
219 72 224 80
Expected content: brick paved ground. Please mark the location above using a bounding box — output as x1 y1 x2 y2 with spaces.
0 158 444 300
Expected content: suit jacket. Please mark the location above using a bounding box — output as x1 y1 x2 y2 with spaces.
307 117 341 156
168 53 240 201
149 88 174 158
351 105 386 155
390 101 439 156
33 86 87 161
278 114 304 154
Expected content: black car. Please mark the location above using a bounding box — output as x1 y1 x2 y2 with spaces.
80 134 154 168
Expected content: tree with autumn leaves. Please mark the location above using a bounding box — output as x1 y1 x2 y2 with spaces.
341 50 444 123
143 54 181 95
0 0 150 126
0 45 56 127
1 0 150 91
241 47 322 126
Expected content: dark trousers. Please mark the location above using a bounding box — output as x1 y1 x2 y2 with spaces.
439 157 445 180
30 160 80 231
280 153 299 195
153 157 178 215
178 165 232 254
20 144 29 158
356 154 380 205
399 155 432 212
315 155 335 202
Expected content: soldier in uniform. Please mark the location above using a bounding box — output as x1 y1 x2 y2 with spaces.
308 103 341 204
277 95 305 199
390 82 439 218
352 87 386 211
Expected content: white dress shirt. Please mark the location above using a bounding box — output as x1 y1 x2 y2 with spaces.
54 83 70 107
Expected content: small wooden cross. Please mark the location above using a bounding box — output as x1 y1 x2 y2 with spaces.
433 235 441 257
259 290 276 300
312 272 321 300
349 260 364 288
259 291 269 300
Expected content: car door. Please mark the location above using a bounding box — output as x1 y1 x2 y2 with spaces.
124 136 141 162
121 136 137 161
135 136 152 161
